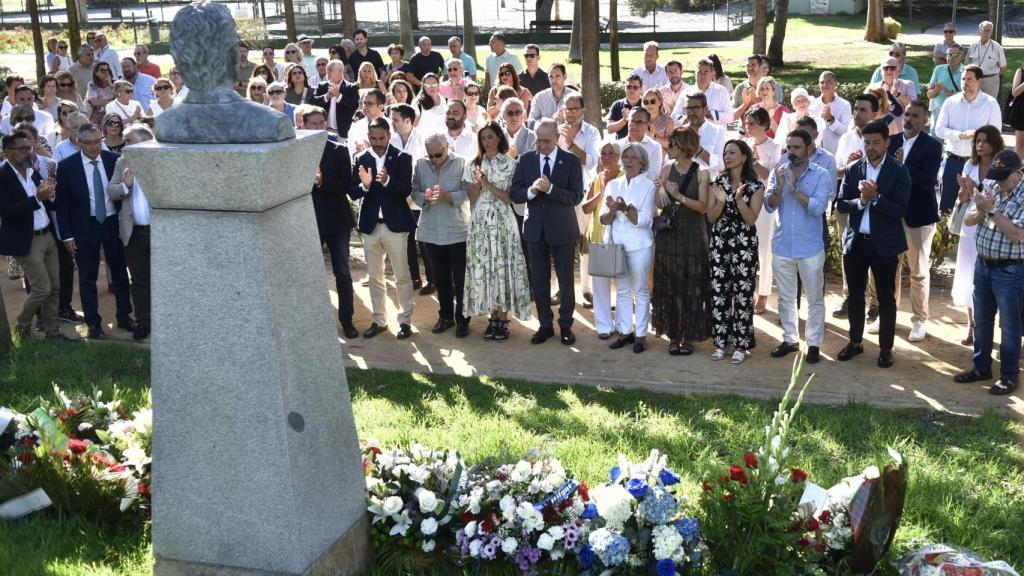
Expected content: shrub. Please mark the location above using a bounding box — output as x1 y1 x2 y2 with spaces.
601 81 626 113
884 17 902 40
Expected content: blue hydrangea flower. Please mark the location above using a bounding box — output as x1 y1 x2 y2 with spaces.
657 558 677 576
659 468 681 486
640 486 677 524
577 545 596 567
582 503 598 519
626 477 649 499
609 466 622 484
675 517 701 545
597 532 630 566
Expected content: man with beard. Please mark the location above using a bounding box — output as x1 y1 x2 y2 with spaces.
445 100 475 159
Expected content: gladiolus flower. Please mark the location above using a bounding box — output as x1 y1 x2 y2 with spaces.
806 518 820 531
744 452 758 469
819 510 832 524
578 481 590 501
790 468 808 483
67 439 89 455
728 465 748 485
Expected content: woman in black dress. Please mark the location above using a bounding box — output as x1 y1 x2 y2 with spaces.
652 127 711 356
1010 63 1024 158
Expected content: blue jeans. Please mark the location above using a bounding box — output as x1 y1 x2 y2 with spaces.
972 258 1024 378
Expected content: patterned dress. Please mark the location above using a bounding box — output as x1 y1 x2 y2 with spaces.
463 153 532 319
709 175 764 351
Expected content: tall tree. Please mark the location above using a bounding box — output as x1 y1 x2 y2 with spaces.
580 0 601 128
610 0 620 81
568 0 583 63
340 0 357 38
989 0 998 22
66 0 82 57
462 0 476 71
767 0 789 67
537 0 555 28
282 0 296 42
27 0 45 81
400 0 414 53
864 0 888 43
753 0 768 55
410 0 419 28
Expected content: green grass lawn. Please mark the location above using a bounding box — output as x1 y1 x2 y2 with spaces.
1 339 1022 575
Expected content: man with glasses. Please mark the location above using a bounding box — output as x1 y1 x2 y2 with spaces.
616 108 662 182
133 44 161 78
502 97 537 285
968 20 1007 99
518 43 549 97
869 43 919 88
55 123 135 340
631 41 668 91
347 88 386 155
407 36 445 89
311 56 329 86
529 63 577 124
120 57 156 111
934 23 958 64
678 92 725 177
873 56 917 133
809 71 851 156
559 92 601 307
93 33 122 80
439 58 469 100
447 36 477 81
69 46 96 99
235 41 256 96
927 44 963 127
0 133 66 340
605 74 643 139
349 29 385 78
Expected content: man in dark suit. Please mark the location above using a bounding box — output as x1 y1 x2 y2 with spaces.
0 133 65 339
836 120 911 368
55 123 134 340
304 105 358 339
349 117 416 340
894 101 942 343
510 118 585 345
312 59 359 138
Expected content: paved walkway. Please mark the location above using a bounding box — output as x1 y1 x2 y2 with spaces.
8 246 1018 419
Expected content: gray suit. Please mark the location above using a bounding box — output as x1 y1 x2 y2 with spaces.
107 155 152 333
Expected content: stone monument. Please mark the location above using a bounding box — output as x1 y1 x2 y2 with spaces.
125 2 369 574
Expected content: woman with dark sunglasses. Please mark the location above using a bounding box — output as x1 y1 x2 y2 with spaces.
101 112 126 152
87 62 115 124
284 63 313 105
148 79 175 119
487 63 531 120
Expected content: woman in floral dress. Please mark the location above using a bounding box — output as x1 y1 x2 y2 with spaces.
463 121 532 341
705 139 765 364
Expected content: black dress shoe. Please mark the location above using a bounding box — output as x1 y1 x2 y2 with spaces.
877 349 894 368
560 328 575 345
806 346 820 364
989 377 1019 396
432 318 455 334
530 326 555 344
342 324 359 339
59 309 85 324
455 322 470 338
954 368 993 383
363 323 387 338
771 341 800 358
132 326 149 341
396 323 413 339
831 301 848 319
419 283 436 295
87 325 106 340
632 339 646 354
117 317 137 332
837 342 863 361
609 333 635 349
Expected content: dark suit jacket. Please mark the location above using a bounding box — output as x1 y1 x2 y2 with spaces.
312 137 355 238
349 145 415 235
0 161 57 257
55 150 121 243
312 80 360 138
837 154 911 258
900 132 942 228
509 148 584 246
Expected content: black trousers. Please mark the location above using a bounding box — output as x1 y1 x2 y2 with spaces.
425 241 468 323
75 217 132 328
515 213 534 293
323 230 354 326
124 225 151 327
528 240 575 329
407 210 433 284
57 240 75 312
844 235 899 351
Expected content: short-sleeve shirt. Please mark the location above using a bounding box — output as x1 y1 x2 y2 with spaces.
968 40 1007 76
407 51 445 82
608 98 642 139
519 69 550 96
974 178 1024 260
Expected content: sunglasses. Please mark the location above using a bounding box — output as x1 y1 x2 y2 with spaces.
524 53 538 59
317 62 327 67
883 66 897 70
888 51 903 57
286 50 298 54
269 90 284 95
58 45 67 49
948 53 962 58
944 30 955 34
58 82 74 87
684 104 703 110
447 67 460 72
505 109 523 116
155 85 171 91
500 71 513 76
466 91 480 96
122 89 134 93
642 99 659 105
107 122 123 127
428 152 445 159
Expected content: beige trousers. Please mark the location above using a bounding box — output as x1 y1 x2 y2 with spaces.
15 232 60 334
896 222 936 323
363 225 414 327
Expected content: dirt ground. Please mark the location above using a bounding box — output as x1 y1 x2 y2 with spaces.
4 248 1021 420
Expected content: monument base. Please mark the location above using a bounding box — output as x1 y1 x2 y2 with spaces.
154 516 371 576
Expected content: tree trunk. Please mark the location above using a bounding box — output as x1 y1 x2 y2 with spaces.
753 0 768 55
282 0 296 42
462 0 476 76
28 0 46 81
568 0 583 63
989 0 998 23
864 0 888 43
400 0 414 54
767 0 789 67
66 0 82 56
410 0 419 29
340 0 357 38
580 0 602 128
610 0 620 81
536 0 555 29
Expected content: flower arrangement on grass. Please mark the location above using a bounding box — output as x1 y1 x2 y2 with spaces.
453 452 586 574
575 449 705 576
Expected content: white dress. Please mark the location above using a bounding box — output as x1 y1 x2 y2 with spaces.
417 97 448 136
748 137 781 297
952 161 986 308
105 99 143 121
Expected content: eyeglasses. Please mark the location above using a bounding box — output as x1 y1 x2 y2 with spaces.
626 85 641 91
155 85 171 91
944 30 955 34
317 62 327 67
428 152 445 159
107 122 123 127
505 109 523 116
286 50 298 54
883 66 897 70
642 99 659 105
269 90 284 95
58 82 74 87
58 45 67 49
888 51 903 57
466 91 480 96
251 87 266 92
500 71 513 77
447 67 460 72
524 53 538 59
363 100 380 106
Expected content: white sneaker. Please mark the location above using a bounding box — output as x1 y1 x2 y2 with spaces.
711 348 727 361
866 318 880 334
730 349 748 364
908 322 926 342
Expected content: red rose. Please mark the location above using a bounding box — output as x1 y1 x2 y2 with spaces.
722 491 734 501
541 502 561 524
790 468 808 483
788 519 803 533
578 481 590 502
702 480 714 493
806 518 820 531
138 483 151 500
67 439 89 455
481 513 497 533
818 510 832 524
744 452 758 469
460 511 476 524
797 537 810 549
729 465 748 485
16 451 33 464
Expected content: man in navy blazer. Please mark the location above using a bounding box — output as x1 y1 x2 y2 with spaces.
894 101 942 343
312 60 359 138
54 123 134 340
510 118 585 345
349 117 416 340
0 133 65 339
304 106 359 339
836 120 910 368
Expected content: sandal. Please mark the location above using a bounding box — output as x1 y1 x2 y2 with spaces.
668 342 681 356
483 319 497 340
953 368 992 384
679 342 694 356
492 320 510 341
711 348 727 361
730 349 748 364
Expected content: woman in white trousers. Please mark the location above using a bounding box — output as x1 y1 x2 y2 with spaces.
584 141 623 338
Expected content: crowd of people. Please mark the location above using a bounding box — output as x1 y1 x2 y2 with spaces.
2 22 1024 397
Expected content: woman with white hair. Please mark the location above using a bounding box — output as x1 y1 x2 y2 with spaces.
601 142 657 353
774 87 825 147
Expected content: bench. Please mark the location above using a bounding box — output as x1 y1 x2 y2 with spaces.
529 19 573 32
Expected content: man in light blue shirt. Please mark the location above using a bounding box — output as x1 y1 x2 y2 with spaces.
448 36 477 80
869 42 920 88
764 128 832 364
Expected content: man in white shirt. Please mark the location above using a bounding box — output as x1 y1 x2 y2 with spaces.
484 33 523 89
935 64 1002 212
503 98 537 224
631 41 668 91
678 91 725 177
1 74 24 117
121 57 156 111
390 103 433 294
1 86 54 138
967 20 1006 99
445 100 476 159
347 88 387 155
658 60 689 117
529 63 577 124
559 92 601 306
616 108 662 182
809 71 852 156
93 34 122 79
678 58 732 127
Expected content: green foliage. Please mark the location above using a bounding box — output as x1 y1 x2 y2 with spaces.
601 81 626 113
883 17 902 40
929 217 958 276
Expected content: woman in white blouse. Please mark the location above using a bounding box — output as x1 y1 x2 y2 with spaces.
148 77 175 119
744 107 781 315
601 142 657 353
105 80 144 122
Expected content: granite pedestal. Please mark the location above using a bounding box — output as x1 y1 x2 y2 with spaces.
125 131 369 576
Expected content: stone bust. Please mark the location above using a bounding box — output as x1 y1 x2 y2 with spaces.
155 0 294 143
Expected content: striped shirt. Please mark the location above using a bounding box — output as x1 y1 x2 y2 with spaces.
973 178 1024 260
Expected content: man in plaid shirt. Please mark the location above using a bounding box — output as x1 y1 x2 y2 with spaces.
954 149 1024 396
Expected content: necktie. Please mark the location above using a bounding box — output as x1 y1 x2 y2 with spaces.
91 160 107 222
543 155 551 179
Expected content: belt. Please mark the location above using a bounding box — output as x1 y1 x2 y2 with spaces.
133 224 150 229
946 152 969 161
32 226 51 236
981 73 1000 78
856 232 872 240
980 257 1023 268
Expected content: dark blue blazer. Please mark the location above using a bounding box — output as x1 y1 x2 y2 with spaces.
0 161 57 257
312 79 360 138
349 145 415 235
55 150 120 243
900 132 942 228
312 137 355 238
509 148 584 246
837 154 911 258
